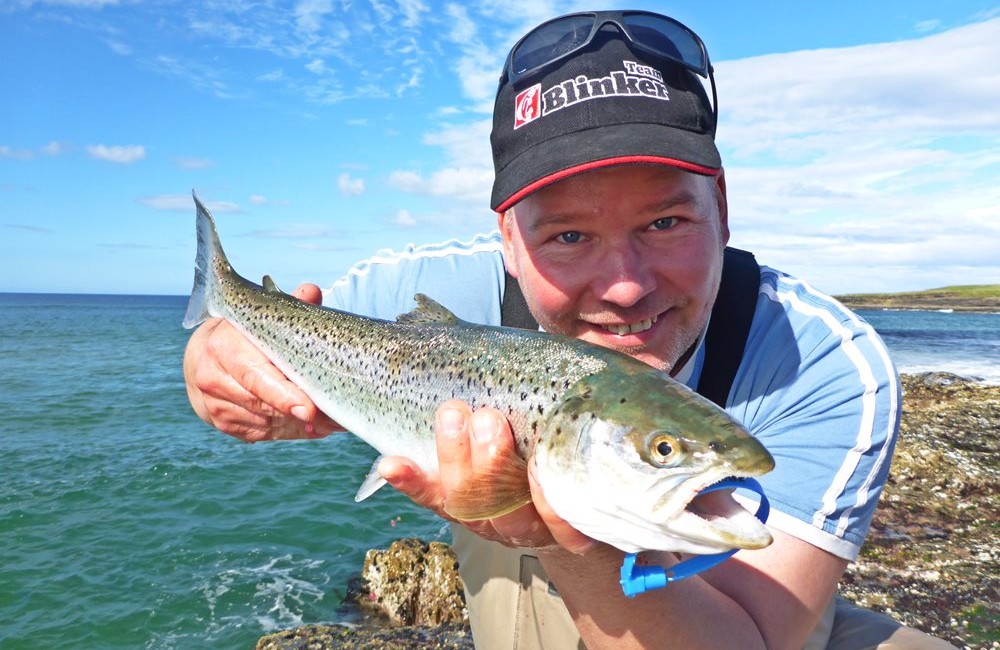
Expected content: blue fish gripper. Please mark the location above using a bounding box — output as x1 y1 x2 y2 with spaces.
619 476 770 598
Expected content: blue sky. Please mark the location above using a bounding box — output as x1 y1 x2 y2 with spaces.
2 1 998 295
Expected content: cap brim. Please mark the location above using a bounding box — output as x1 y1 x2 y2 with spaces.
491 123 721 213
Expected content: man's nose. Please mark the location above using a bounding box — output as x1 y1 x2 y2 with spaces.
594 242 657 308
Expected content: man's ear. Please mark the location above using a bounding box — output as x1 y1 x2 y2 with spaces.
714 169 730 246
497 209 519 278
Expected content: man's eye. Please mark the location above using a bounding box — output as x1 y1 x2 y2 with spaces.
557 231 583 244
649 217 677 231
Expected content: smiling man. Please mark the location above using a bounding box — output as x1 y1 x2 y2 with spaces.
499 165 727 374
184 10 953 649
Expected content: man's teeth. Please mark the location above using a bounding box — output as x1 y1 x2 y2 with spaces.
603 315 658 336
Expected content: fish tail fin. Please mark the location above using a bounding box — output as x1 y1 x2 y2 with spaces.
183 191 229 329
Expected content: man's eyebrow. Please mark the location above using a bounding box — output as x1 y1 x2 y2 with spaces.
648 190 701 213
526 189 702 232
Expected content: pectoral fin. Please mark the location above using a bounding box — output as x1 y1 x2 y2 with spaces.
354 457 388 502
443 454 532 521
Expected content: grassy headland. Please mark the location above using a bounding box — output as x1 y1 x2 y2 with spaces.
835 285 1000 313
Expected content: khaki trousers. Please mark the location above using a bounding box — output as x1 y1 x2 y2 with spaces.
452 527 956 650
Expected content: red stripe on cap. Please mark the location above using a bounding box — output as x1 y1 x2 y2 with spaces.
495 156 721 213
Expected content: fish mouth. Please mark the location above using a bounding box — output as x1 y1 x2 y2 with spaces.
671 480 772 551
599 314 659 336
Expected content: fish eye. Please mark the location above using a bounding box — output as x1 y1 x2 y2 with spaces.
649 433 681 466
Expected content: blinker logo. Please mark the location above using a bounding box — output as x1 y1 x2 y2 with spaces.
513 60 670 130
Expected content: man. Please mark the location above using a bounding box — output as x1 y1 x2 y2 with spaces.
185 11 953 649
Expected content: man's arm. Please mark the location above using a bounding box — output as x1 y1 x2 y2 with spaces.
382 401 846 650
182 283 342 442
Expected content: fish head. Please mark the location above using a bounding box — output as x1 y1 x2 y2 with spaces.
533 368 775 555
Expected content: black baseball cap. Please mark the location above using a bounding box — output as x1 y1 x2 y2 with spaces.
490 13 720 213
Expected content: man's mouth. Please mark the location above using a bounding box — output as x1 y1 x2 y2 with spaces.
601 315 659 336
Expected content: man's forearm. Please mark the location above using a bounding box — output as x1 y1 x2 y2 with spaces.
538 545 768 650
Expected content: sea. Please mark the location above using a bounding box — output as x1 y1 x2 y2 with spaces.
1 293 998 649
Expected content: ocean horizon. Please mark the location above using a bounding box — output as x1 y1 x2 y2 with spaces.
1 292 997 649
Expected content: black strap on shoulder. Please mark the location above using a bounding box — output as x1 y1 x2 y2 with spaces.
697 247 760 408
501 246 759 408
501 269 539 331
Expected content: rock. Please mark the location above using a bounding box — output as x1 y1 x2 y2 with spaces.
255 622 473 650
904 371 982 388
840 374 999 649
357 538 467 627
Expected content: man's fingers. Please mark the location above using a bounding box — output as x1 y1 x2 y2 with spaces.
435 401 474 495
379 455 447 515
208 322 315 421
292 283 323 305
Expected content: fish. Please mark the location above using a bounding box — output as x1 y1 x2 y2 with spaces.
183 193 775 555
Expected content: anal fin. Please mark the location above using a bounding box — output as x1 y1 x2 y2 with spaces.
354 456 389 502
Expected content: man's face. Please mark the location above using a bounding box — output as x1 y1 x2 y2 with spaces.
499 165 729 374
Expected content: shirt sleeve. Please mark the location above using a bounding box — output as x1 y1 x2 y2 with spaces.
723 267 901 561
323 232 507 325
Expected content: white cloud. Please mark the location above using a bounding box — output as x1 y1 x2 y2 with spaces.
0 146 35 160
248 194 291 206
41 141 67 156
700 18 1000 292
305 58 329 75
387 170 424 193
140 194 240 213
717 20 1000 157
394 209 417 226
23 0 120 6
397 0 428 28
257 69 284 82
914 19 942 33
105 40 132 56
0 141 68 159
337 172 365 196
86 144 146 163
295 0 333 35
174 156 215 170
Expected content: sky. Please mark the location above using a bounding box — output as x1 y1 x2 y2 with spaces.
1 1 998 296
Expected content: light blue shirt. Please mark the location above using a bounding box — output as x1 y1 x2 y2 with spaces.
325 232 900 561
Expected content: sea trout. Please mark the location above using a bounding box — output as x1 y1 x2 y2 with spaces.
184 194 775 555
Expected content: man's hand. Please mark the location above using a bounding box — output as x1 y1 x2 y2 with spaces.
182 283 343 442
379 400 597 554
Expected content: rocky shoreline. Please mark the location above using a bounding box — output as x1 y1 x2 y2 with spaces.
257 372 998 650
835 286 1000 313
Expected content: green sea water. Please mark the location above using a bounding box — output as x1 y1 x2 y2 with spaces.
0 293 443 649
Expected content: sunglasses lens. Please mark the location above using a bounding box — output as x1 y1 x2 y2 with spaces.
621 14 707 75
511 15 594 76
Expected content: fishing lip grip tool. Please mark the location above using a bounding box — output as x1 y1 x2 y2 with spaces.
619 477 770 597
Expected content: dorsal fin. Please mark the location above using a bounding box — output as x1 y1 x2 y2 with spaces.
397 293 459 325
262 275 282 294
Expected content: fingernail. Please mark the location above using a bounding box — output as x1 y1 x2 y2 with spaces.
438 407 465 439
471 411 500 443
291 405 310 422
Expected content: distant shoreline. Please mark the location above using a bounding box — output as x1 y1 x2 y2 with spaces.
835 284 1000 314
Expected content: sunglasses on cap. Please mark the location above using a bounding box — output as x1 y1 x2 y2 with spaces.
500 10 717 122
